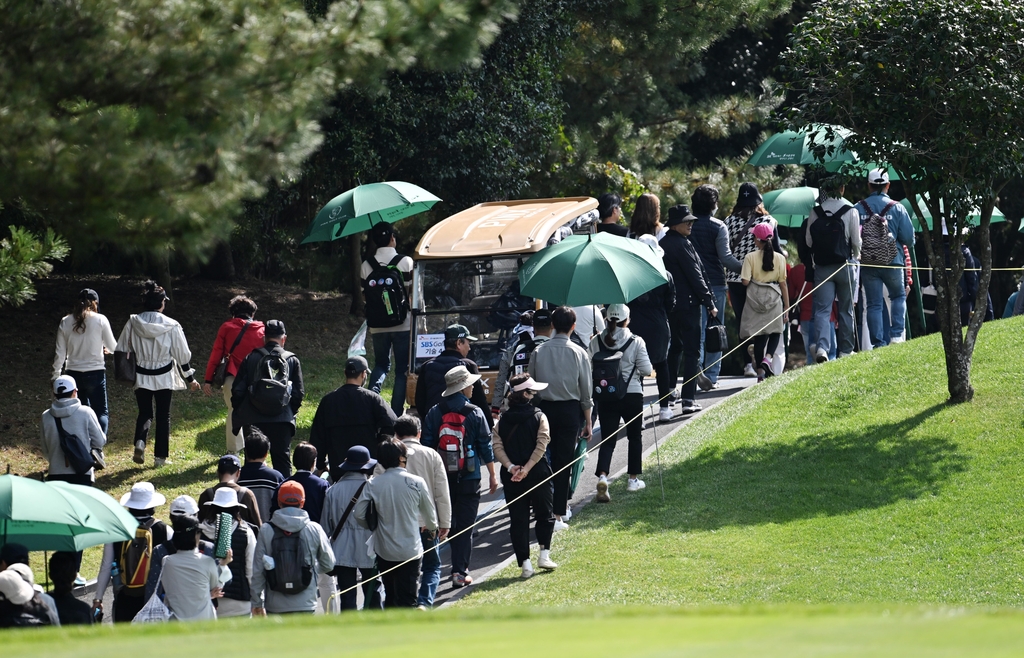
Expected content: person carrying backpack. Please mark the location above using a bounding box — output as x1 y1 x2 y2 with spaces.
420 366 497 589
231 320 305 476
250 481 334 616
93 482 171 623
40 375 105 487
857 168 916 348
803 178 862 362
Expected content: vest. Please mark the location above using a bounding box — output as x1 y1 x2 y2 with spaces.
497 403 543 467
222 523 253 602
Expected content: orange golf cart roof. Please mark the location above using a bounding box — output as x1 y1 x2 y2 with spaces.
414 197 598 259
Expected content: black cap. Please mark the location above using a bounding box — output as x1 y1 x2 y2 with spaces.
666 205 697 227
533 308 552 327
265 319 286 338
444 324 477 342
79 288 99 303
736 182 763 208
371 222 395 241
345 355 370 377
0 542 29 566
217 454 241 474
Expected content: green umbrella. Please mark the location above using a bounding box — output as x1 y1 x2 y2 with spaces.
49 481 139 546
824 161 902 181
762 187 855 227
569 438 588 499
900 195 1006 232
747 125 856 166
518 232 668 306
0 475 113 551
301 181 441 244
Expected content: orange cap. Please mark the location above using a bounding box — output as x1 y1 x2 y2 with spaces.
278 481 305 508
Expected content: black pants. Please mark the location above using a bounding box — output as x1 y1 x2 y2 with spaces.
134 388 172 459
728 282 754 366
536 399 581 516
667 307 702 404
113 591 145 623
47 474 91 570
376 556 421 608
448 478 481 576
596 392 644 476
753 334 782 371
334 567 383 611
501 464 554 566
652 360 672 409
249 422 295 477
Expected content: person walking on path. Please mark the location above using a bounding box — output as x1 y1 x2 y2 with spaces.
250 481 334 616
237 430 285 524
41 375 105 486
629 235 676 422
528 306 593 530
361 222 414 416
197 454 262 528
421 366 497 589
231 319 305 476
723 184 780 377
492 375 558 579
52 288 117 434
661 206 719 415
310 356 396 481
392 414 451 608
161 513 233 621
47 552 93 625
116 281 200 467
198 489 256 618
740 223 791 382
202 295 265 454
589 305 654 498
355 438 438 608
414 324 491 424
144 496 215 603
321 446 383 611
271 443 329 524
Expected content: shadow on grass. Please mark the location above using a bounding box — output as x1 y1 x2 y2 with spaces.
595 404 968 532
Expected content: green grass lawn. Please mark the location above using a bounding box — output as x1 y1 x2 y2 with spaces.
463 317 1024 607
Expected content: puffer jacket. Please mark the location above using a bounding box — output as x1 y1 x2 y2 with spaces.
115 311 195 391
588 327 653 395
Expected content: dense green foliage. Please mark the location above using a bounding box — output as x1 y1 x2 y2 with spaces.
0 226 68 307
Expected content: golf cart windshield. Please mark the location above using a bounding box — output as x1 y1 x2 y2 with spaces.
411 257 533 371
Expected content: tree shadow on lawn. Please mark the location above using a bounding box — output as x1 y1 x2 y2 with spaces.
611 404 969 532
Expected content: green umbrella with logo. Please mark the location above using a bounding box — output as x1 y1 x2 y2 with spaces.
747 125 856 166
301 181 441 244
900 195 1006 232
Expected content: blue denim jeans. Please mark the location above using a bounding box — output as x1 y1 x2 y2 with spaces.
66 369 109 435
861 265 906 348
418 531 441 607
812 262 857 356
800 320 836 364
699 285 730 383
369 330 410 415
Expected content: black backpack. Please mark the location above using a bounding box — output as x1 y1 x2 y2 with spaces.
488 280 533 330
363 255 408 328
247 347 293 416
52 416 95 475
809 203 854 266
266 523 312 594
591 337 637 402
508 333 537 384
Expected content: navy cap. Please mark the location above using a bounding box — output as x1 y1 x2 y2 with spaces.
265 319 286 338
533 308 552 326
345 355 369 377
217 454 241 473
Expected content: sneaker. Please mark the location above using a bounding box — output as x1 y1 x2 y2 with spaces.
757 374 765 383
658 407 673 422
553 519 569 532
761 357 774 377
133 441 145 464
626 477 646 492
680 402 702 415
668 389 681 404
73 574 87 588
743 363 757 378
154 457 170 467
697 372 714 391
537 550 558 570
520 559 535 579
563 507 572 521
815 347 828 364
452 572 473 588
890 333 906 344
596 476 611 503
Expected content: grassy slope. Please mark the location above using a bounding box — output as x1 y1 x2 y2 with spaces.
462 317 1024 607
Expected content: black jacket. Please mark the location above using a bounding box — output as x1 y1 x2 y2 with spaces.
627 272 675 362
659 231 715 311
415 350 491 425
231 342 304 429
310 384 396 481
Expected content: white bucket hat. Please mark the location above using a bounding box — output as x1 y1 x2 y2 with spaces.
204 487 246 509
0 570 33 605
443 365 482 397
120 482 166 510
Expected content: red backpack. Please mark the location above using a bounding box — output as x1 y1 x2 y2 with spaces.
436 402 469 476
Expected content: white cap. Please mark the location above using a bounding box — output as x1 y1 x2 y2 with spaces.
606 304 630 322
0 571 33 605
867 168 890 185
53 375 76 395
169 495 200 516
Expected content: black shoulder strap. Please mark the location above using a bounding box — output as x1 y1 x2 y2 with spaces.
622 336 639 384
388 254 404 267
330 481 367 543
226 321 252 359
859 199 873 215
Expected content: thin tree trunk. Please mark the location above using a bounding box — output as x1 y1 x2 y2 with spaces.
349 233 364 314
152 248 174 310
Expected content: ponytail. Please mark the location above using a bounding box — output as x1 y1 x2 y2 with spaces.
72 299 98 334
760 240 775 272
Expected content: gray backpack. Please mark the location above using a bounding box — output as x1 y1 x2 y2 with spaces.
266 523 312 594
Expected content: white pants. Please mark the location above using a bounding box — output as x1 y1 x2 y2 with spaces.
223 375 244 453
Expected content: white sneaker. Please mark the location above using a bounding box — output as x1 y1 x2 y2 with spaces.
537 550 558 570
680 402 702 415
154 457 170 467
553 518 569 532
815 347 829 364
520 559 535 579
890 333 906 344
743 363 757 378
626 477 646 492
133 440 145 464
596 476 610 503
563 507 572 521
658 407 673 422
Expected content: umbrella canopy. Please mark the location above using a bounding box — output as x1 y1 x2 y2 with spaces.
48 481 139 546
900 195 1006 232
518 232 668 306
0 475 118 551
824 161 902 181
747 125 856 166
301 181 441 244
762 187 855 227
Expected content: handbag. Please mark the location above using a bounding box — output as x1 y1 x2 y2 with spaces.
212 320 252 388
704 314 729 354
132 573 172 624
364 494 379 532
113 316 137 384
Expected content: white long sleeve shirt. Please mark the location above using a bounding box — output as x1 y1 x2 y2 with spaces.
52 313 117 380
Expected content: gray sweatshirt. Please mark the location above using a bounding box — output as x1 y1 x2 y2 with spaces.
250 507 334 613
40 398 105 479
355 467 437 563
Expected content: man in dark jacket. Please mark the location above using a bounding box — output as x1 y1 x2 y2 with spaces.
232 320 305 477
271 442 329 523
660 205 718 416
414 324 490 424
196 454 262 527
310 356 396 482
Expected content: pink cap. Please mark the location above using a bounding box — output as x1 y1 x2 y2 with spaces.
749 223 774 241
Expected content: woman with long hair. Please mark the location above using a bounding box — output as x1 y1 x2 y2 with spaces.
115 281 199 467
740 223 790 382
52 288 117 434
723 183 780 377
629 193 665 240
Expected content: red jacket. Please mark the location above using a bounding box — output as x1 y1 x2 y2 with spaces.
204 318 266 383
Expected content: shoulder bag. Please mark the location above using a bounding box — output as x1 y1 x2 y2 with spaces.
212 320 252 388
114 316 137 384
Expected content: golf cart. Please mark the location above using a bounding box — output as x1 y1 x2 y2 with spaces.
405 197 599 412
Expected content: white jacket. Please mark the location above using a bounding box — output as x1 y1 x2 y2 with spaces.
116 312 195 391
52 312 117 380
589 327 653 395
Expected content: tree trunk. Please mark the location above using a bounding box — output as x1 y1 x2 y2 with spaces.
151 248 174 310
349 233 364 314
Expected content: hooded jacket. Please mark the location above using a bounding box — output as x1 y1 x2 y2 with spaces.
588 327 653 396
250 507 334 613
40 398 105 479
115 311 195 391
